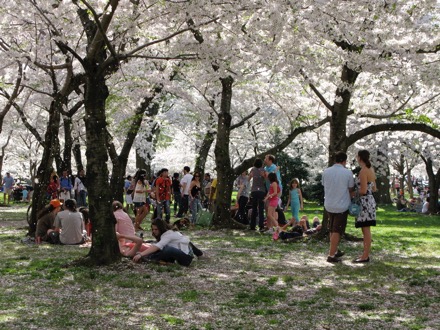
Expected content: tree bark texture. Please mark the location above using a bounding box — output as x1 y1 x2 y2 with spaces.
28 99 62 235
212 76 245 229
83 67 120 265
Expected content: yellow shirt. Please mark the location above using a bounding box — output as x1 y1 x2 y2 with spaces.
210 178 218 200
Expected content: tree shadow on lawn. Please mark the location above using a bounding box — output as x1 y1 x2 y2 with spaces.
1 225 440 329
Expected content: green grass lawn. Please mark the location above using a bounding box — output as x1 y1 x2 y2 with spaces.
0 203 439 329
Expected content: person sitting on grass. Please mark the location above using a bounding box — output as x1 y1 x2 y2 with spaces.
421 197 430 214
396 195 409 212
117 232 152 257
35 199 63 244
132 218 203 266
113 201 135 237
49 199 86 245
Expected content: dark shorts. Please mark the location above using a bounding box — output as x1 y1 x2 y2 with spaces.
134 202 145 209
327 210 348 235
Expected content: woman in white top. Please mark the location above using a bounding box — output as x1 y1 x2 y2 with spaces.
132 218 202 266
132 169 150 231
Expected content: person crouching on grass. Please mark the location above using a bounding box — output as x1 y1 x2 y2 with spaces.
132 218 202 266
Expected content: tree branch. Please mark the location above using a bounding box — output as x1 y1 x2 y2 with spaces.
300 69 333 111
233 116 331 175
230 107 260 130
82 0 120 61
346 123 440 147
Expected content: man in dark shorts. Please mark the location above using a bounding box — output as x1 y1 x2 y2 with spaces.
322 152 354 263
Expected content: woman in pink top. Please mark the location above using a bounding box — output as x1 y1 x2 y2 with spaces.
113 201 136 237
264 172 280 233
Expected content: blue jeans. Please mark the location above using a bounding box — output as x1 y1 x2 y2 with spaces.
156 200 171 223
145 246 193 266
190 197 202 224
77 190 87 207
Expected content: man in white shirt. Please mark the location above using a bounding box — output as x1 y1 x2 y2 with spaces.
176 166 192 217
322 151 355 263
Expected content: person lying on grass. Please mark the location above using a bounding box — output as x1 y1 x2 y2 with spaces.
132 218 203 266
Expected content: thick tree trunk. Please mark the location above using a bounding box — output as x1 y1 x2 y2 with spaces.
212 76 245 229
28 100 62 236
83 69 120 265
327 64 359 161
60 117 73 173
320 64 360 237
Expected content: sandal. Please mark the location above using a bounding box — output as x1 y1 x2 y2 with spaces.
353 257 370 263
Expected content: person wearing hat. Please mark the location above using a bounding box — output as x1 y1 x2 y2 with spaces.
53 199 86 245
35 199 63 244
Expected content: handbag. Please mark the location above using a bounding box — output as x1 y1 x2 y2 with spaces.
197 209 213 227
349 197 361 217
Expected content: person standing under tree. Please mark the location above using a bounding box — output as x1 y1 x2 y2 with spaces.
353 149 377 263
284 179 304 224
264 154 282 200
132 169 150 231
171 173 181 216
74 169 88 207
59 170 73 202
2 172 14 204
322 151 355 263
235 171 250 225
156 168 172 223
176 166 192 218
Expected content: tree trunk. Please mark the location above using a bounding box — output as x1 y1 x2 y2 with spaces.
194 113 216 175
83 68 120 265
60 116 73 173
109 157 128 203
135 150 148 175
73 135 83 172
212 76 245 229
327 64 359 161
320 64 360 237
424 157 440 214
28 100 62 236
374 150 392 204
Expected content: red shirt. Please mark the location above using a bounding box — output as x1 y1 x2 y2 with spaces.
156 177 171 201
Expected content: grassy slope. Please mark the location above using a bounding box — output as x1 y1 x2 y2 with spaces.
0 204 439 330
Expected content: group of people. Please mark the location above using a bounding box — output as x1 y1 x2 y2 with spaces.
124 167 216 231
396 195 431 214
232 155 305 236
32 149 386 266
46 169 88 207
35 198 89 245
323 150 376 263
114 200 203 266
